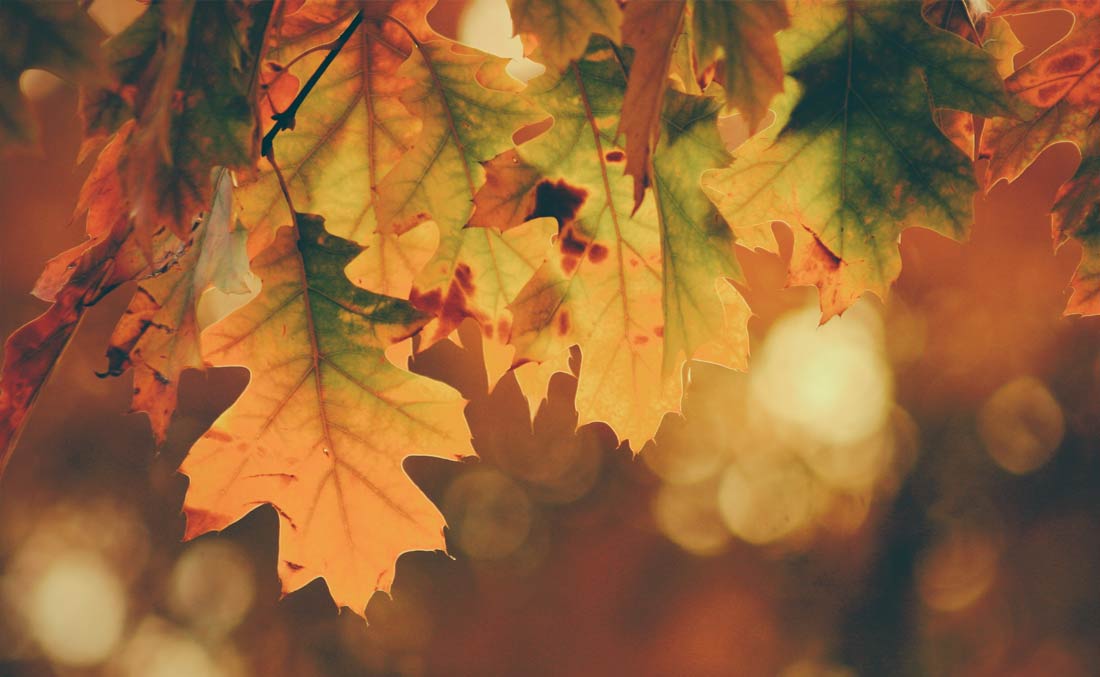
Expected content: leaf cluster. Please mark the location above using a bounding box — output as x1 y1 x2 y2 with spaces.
1 0 1096 616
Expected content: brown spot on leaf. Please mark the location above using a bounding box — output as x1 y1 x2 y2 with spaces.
497 318 511 340
654 326 664 337
605 150 624 162
440 281 476 330
805 227 841 270
409 287 443 314
588 243 609 263
455 263 475 294
1046 52 1086 74
284 560 305 571
203 430 233 443
1036 84 1066 105
557 311 570 336
559 224 589 256
526 180 587 227
559 223 592 274
633 335 649 345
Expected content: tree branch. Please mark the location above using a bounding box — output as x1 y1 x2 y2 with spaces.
261 10 364 160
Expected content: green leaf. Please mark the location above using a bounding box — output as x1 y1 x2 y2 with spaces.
619 0 789 208
703 0 1012 315
693 0 790 129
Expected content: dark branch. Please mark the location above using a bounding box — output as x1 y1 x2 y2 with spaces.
261 10 364 160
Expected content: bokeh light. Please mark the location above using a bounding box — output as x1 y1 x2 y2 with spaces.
978 376 1064 475
643 414 730 486
652 480 730 556
169 539 255 638
918 529 1002 613
24 550 126 666
717 452 821 545
751 300 892 448
457 0 544 82
444 469 533 560
652 298 903 552
115 616 239 677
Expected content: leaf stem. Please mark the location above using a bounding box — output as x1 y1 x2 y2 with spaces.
261 10 364 160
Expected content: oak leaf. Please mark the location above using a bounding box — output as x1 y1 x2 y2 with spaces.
0 126 179 470
924 0 1023 158
82 0 275 244
702 0 1013 317
101 170 254 443
980 0 1100 185
373 39 544 236
505 0 622 73
489 41 748 446
978 0 1100 314
236 0 433 252
180 213 472 613
620 0 789 208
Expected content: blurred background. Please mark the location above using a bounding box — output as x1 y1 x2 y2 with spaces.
2 2 1099 676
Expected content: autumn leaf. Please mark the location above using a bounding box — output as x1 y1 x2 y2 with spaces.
100 170 254 443
980 0 1100 186
976 1 1100 314
0 228 122 477
403 218 557 346
620 0 688 210
180 213 472 614
505 0 622 73
1053 127 1100 315
0 126 172 471
236 0 433 252
924 0 1023 158
703 0 1013 317
620 0 789 208
0 0 104 149
652 89 750 374
82 0 275 243
373 38 543 237
496 41 748 446
693 0 790 130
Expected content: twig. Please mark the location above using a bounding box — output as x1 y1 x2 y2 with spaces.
261 10 364 160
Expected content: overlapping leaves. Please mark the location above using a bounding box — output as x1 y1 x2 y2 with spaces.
979 0 1100 313
2 0 1099 618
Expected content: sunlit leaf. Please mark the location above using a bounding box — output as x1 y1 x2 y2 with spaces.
236 0 432 252
374 38 543 236
977 0 1100 314
505 0 622 73
181 213 472 614
620 0 789 208
499 41 748 446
